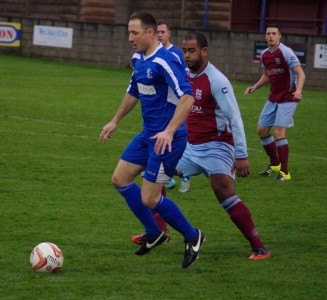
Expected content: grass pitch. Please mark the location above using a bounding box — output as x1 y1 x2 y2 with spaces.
0 54 326 299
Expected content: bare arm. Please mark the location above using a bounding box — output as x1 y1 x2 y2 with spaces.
244 69 270 96
292 65 306 100
99 93 139 143
151 93 194 154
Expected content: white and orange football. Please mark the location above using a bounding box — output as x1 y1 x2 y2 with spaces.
30 242 64 273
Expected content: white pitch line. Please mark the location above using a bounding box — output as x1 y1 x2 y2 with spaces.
1 115 326 161
1 129 326 161
0 129 95 140
0 114 139 135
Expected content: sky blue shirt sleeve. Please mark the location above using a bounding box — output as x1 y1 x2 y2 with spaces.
209 72 248 158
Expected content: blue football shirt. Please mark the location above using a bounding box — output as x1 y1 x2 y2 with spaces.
167 44 187 69
127 43 193 137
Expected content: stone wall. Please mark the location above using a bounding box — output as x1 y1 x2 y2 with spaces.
1 16 326 89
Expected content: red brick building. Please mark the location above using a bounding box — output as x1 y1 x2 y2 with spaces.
1 0 326 35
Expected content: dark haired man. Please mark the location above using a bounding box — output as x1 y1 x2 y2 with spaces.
157 21 187 69
244 25 305 181
178 31 271 260
99 12 205 268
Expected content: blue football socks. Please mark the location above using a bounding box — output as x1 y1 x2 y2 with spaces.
116 182 161 239
153 195 197 241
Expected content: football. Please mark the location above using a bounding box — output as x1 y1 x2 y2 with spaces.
30 242 64 273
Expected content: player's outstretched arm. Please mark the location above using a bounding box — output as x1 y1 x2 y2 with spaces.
99 93 139 143
244 70 269 96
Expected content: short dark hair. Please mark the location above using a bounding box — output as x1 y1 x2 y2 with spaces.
157 21 170 30
266 24 281 33
184 31 208 48
129 12 157 31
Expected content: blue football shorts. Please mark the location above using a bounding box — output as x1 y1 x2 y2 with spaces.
258 100 298 128
121 131 187 183
176 141 235 179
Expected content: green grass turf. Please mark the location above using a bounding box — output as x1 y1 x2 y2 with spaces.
0 53 326 299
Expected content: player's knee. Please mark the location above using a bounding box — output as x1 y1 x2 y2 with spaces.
140 195 155 209
215 191 234 203
212 184 234 203
273 127 286 140
140 190 161 209
257 126 270 137
111 173 123 187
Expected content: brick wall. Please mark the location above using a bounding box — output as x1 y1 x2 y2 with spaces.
130 0 231 29
0 16 326 89
0 0 116 23
0 0 232 29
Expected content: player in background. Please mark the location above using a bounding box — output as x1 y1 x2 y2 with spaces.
244 25 305 181
157 20 192 193
157 21 187 69
99 12 205 268
178 31 271 260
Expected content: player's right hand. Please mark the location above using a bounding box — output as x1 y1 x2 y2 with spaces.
244 86 255 96
151 130 173 155
99 121 117 143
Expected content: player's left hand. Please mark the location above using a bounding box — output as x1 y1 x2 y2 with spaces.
234 158 250 177
151 130 173 155
292 90 302 100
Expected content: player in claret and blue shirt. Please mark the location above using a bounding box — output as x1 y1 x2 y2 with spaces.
244 25 306 181
99 12 205 269
177 31 271 260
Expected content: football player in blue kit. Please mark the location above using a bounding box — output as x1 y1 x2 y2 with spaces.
131 20 190 245
99 12 205 268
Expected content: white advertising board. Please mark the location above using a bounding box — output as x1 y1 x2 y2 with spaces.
314 44 327 69
33 25 73 48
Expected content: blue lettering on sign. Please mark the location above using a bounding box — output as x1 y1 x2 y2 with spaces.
38 27 69 37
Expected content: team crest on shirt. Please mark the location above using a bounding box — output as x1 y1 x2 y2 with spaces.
275 58 281 64
195 89 202 100
146 68 153 79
